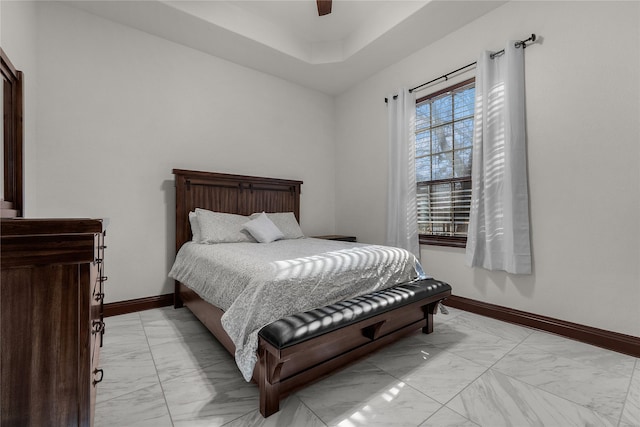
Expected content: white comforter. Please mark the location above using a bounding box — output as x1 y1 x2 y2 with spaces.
168 238 423 381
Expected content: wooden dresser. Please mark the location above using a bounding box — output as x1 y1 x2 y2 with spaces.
1 218 107 427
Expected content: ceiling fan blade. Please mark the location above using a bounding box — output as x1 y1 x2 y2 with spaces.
317 0 332 16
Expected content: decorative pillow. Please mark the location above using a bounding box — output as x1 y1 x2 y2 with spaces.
242 212 284 243
249 212 304 239
188 211 202 243
195 208 256 244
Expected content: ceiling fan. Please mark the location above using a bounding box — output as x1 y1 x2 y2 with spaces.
316 0 332 16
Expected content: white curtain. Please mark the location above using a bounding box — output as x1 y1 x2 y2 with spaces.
465 41 532 274
385 89 420 258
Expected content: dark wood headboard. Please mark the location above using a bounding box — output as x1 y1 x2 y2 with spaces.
173 169 303 255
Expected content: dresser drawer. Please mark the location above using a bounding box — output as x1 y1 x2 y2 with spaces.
90 263 105 321
89 231 106 427
90 311 104 366
92 231 107 299
90 231 106 365
91 324 103 375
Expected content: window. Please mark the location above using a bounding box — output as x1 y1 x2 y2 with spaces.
415 78 474 247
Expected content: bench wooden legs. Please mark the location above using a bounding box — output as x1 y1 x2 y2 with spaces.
421 302 440 334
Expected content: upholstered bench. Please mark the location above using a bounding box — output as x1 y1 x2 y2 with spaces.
260 279 451 349
257 278 451 416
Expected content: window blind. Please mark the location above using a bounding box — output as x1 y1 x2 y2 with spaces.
417 178 471 237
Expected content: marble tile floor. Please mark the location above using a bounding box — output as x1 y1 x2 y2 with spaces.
95 306 640 427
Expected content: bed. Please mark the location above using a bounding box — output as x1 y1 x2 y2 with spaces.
171 168 451 417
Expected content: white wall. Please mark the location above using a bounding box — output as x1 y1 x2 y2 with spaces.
335 1 640 337
30 2 336 302
4 1 639 338
0 0 38 214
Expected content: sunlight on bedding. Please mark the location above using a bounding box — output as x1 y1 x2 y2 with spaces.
169 238 422 381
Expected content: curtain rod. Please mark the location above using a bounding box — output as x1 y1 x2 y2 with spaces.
385 34 537 103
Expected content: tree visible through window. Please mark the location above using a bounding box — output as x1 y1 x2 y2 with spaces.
415 78 474 247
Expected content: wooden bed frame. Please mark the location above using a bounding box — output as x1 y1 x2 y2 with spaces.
172 169 450 417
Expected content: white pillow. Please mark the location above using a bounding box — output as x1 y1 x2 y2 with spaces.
195 208 256 244
243 212 284 243
188 211 202 242
249 212 304 239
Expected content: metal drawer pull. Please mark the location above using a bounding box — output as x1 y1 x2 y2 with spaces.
94 292 104 302
100 276 108 282
93 368 104 385
92 320 105 335
99 245 107 250
95 259 102 265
